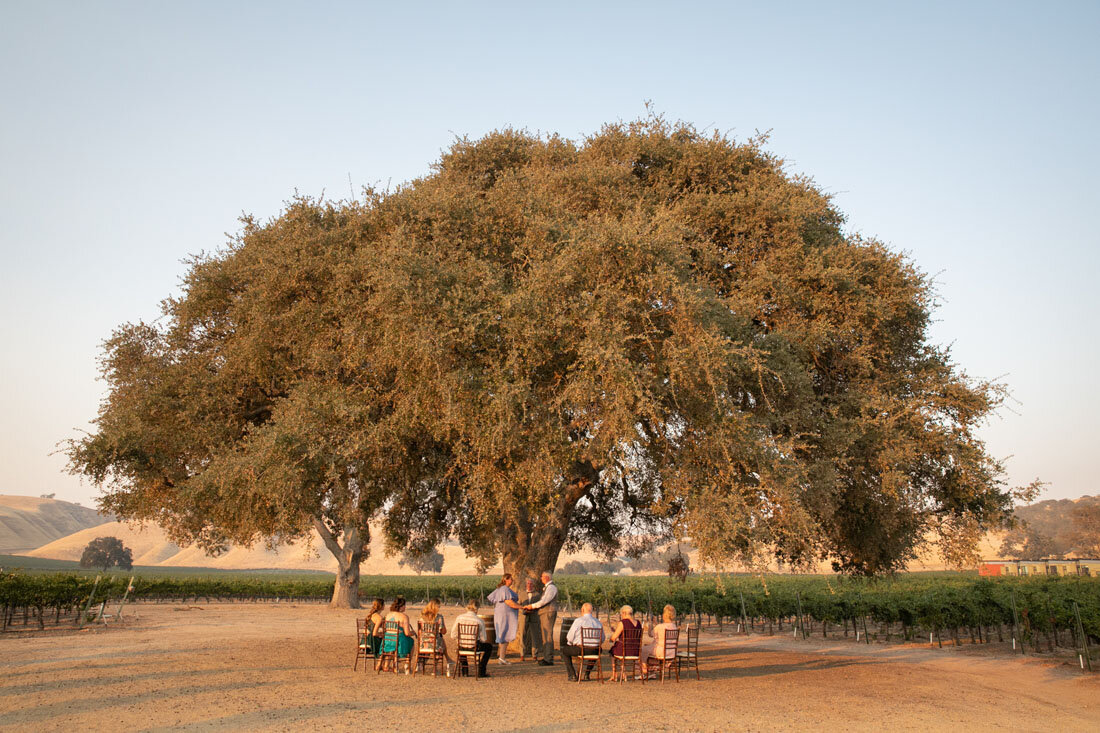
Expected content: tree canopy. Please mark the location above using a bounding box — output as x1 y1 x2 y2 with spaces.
68 116 1030 606
79 536 133 572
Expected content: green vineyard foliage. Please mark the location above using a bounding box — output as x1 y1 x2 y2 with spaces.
2 571 1097 641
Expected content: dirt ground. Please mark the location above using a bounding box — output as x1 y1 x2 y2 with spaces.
1 603 1097 732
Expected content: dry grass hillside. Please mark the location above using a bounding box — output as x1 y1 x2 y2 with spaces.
22 518 1001 575
23 517 611 574
9 493 1006 574
0 495 111 553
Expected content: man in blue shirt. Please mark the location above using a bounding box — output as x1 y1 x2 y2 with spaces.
561 602 604 681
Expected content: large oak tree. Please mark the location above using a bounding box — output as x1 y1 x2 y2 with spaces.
68 117 1029 606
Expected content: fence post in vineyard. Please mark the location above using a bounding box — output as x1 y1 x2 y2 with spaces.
1072 601 1093 672
738 591 747 634
1010 591 1023 655
77 575 101 629
795 591 807 640
114 576 136 618
1045 597 1057 652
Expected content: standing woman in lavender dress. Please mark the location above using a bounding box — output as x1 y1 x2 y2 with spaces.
487 573 522 665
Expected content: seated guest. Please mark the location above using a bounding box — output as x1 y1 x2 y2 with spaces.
607 604 642 681
641 604 678 676
419 597 453 670
365 597 385 655
450 599 493 677
378 596 415 670
562 602 604 681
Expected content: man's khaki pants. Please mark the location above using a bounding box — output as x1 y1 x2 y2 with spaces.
538 608 557 662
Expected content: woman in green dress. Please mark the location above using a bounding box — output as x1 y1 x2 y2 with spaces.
380 596 415 664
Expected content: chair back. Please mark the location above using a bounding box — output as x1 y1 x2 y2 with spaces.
620 625 643 658
457 622 480 652
558 617 575 649
682 625 699 656
357 618 369 647
662 627 679 658
383 620 400 649
418 620 441 653
580 626 603 654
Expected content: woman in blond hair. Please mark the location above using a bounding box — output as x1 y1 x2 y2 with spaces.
418 597 453 671
640 604 678 677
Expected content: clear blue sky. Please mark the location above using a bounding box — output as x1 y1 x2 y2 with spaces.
1 1 1096 506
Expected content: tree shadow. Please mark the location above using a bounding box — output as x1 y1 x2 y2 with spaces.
687 644 877 681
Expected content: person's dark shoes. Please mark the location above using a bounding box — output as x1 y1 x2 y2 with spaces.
567 674 577 681
583 672 591 681
538 660 554 666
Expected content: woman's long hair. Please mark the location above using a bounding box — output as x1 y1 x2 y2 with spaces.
663 604 677 624
422 598 440 622
390 596 406 613
367 598 384 618
497 572 512 588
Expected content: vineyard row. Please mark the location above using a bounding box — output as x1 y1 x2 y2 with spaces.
2 572 1097 650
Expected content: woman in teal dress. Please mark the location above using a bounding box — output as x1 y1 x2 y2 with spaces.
379 596 415 665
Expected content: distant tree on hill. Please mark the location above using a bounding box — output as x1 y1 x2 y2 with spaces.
1068 504 1100 556
560 559 624 575
667 548 691 582
398 548 444 575
998 495 1100 558
629 544 695 572
39 493 55 499
79 536 133 571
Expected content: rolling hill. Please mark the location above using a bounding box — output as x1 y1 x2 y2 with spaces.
0 495 112 553
6 492 1020 575
23 518 508 574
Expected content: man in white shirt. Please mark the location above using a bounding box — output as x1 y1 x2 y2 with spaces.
451 599 493 677
562 602 604 681
524 571 559 665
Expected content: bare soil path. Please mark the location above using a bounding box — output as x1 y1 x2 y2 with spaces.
1 604 1096 731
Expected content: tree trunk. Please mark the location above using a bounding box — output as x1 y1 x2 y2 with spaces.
499 463 597 587
313 517 364 609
